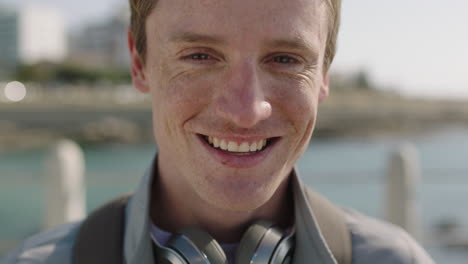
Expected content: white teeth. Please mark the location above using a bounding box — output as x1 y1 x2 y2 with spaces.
227 141 238 152
257 140 263 151
220 140 228 150
239 142 250 152
249 142 257 152
206 136 270 153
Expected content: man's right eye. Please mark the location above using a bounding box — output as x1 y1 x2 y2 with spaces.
180 52 219 65
188 53 212 60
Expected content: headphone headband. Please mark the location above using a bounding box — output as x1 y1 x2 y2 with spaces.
153 221 295 264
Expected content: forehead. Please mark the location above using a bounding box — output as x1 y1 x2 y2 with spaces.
147 0 327 48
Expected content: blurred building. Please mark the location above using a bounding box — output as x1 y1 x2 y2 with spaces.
0 5 67 72
0 7 19 72
69 8 130 70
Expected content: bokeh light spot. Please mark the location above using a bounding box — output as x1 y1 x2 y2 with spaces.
4 81 27 102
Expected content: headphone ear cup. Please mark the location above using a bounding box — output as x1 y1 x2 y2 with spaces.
235 220 283 264
168 227 228 264
153 244 189 264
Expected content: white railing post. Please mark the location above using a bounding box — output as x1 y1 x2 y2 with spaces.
384 143 422 241
44 139 86 230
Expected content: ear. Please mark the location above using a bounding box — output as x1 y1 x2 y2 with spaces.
318 72 330 103
128 30 150 93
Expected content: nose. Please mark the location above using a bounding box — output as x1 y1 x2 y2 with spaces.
215 62 272 128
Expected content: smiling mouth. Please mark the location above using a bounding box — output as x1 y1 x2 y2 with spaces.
199 135 279 155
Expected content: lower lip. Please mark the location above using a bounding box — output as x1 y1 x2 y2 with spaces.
198 136 279 169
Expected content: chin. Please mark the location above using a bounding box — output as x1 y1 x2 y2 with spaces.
207 193 270 213
196 173 280 213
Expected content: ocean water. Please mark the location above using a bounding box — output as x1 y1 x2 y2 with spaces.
1 127 468 262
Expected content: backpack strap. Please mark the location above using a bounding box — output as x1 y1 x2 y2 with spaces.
72 190 352 264
72 194 131 264
305 187 352 264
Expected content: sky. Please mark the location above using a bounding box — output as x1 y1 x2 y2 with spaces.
336 0 468 99
2 0 467 99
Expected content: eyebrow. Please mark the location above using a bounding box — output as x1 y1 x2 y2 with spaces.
266 38 320 59
169 32 227 45
169 32 319 59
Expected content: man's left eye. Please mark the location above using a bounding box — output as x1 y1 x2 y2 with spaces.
189 53 212 60
272 56 298 64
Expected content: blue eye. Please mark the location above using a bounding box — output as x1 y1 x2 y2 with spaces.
190 53 212 60
273 56 298 64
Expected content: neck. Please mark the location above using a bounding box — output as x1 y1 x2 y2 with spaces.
149 161 294 243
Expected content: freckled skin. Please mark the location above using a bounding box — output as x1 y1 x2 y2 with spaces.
129 0 330 241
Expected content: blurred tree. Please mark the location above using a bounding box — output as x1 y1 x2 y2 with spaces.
15 62 57 83
14 62 131 85
329 70 376 91
55 64 100 83
354 70 372 90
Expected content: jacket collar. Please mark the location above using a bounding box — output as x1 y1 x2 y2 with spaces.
290 170 337 264
123 157 336 264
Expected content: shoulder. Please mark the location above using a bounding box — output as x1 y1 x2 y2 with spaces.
342 208 435 264
2 222 81 264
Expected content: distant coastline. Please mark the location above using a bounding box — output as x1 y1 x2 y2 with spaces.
1 90 468 149
316 90 468 137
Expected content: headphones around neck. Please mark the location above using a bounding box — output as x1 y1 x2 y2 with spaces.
153 220 295 264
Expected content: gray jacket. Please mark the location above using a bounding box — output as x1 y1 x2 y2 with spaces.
3 163 435 264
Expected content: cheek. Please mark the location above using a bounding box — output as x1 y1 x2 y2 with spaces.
270 78 319 163
287 88 318 151
270 79 319 129
147 62 217 130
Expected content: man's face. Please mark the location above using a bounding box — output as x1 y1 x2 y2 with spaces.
132 0 329 211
